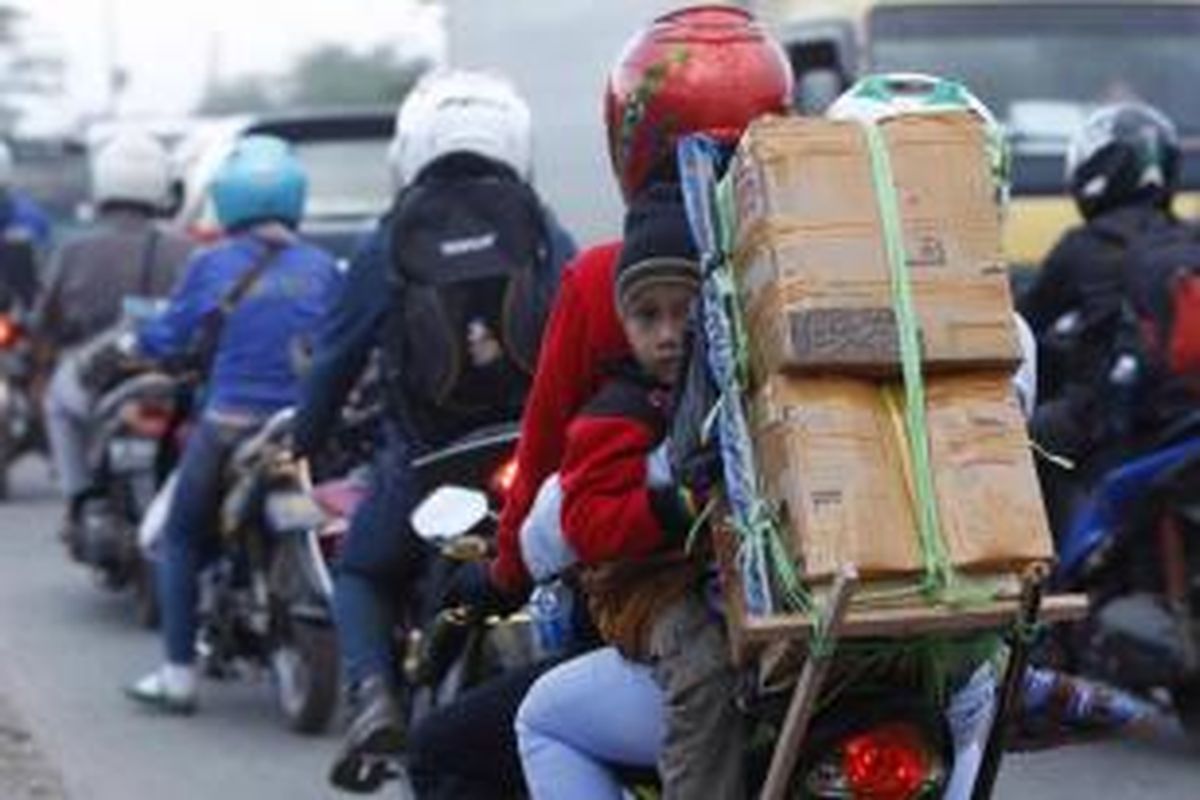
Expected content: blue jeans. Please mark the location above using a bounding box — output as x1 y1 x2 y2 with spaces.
158 415 258 664
516 649 998 800
516 647 664 800
332 427 423 688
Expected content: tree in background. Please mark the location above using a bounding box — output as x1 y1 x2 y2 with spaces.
197 43 430 114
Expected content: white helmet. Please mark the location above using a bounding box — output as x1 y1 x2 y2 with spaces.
828 73 1011 208
0 141 12 188
90 131 172 209
391 69 533 187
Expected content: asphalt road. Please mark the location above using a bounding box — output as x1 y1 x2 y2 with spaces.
1 456 1199 799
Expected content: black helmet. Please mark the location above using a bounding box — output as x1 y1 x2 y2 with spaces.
1066 102 1180 220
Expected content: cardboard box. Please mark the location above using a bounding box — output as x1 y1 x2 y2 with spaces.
751 374 1053 583
739 225 1018 377
926 374 1055 572
752 377 924 581
728 113 1019 375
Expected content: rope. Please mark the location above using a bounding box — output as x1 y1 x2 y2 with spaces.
860 122 957 599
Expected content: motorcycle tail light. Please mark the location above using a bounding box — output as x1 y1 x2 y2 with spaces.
490 456 519 498
120 402 174 439
0 315 21 350
805 721 941 800
842 723 933 800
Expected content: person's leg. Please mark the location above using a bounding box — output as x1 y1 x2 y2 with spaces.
516 647 665 800
125 417 237 713
649 592 746 800
43 362 92 508
409 659 567 800
333 430 423 689
329 429 428 790
156 419 231 667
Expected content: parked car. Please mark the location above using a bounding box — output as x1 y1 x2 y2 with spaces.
170 108 394 261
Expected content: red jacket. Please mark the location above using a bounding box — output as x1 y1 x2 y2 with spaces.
558 368 693 565
491 242 630 593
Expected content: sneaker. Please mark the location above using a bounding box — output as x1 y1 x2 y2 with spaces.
328 675 405 792
124 665 197 716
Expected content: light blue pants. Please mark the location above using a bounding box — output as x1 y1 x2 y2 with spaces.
516 648 998 799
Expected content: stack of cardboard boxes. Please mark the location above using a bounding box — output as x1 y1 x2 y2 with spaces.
727 113 1054 589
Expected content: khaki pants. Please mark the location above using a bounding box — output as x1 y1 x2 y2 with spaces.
648 590 745 800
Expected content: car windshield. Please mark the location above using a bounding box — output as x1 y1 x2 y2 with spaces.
291 138 391 219
868 4 1200 152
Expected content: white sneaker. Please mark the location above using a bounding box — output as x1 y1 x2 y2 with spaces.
124 664 197 715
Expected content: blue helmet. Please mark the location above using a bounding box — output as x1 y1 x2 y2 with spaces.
211 135 307 231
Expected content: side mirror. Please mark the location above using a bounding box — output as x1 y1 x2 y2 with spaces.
411 486 489 543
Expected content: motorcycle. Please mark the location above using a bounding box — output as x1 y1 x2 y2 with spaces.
407 485 957 800
146 407 341 734
72 368 189 626
1048 412 1200 736
323 423 523 792
0 309 43 498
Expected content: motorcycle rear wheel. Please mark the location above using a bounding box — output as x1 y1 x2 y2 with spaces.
273 622 339 735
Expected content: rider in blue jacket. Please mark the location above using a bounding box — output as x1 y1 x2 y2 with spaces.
125 135 342 713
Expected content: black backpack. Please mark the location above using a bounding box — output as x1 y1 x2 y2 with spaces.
384 164 556 438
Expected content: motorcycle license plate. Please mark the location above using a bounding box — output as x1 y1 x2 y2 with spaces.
265 491 324 532
108 437 157 472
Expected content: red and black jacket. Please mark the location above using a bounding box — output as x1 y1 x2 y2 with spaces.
559 364 696 565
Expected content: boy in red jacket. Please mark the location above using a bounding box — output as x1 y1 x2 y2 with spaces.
515 183 744 800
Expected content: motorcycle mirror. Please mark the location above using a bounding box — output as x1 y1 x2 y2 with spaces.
411 486 489 542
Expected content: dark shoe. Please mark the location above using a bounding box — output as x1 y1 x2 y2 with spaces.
328 675 405 793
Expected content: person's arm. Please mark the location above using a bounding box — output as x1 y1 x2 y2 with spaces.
293 228 390 457
1017 234 1083 336
135 251 213 359
558 411 696 565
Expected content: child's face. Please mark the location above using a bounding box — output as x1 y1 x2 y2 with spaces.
620 282 696 385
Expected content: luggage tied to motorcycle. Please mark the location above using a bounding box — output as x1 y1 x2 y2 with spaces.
676 113 1077 692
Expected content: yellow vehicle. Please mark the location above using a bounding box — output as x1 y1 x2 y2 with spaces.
749 0 1200 271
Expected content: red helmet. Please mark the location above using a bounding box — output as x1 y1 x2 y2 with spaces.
605 5 793 201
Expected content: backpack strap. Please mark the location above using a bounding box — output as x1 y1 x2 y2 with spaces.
135 227 162 296
221 239 281 314
190 239 283 373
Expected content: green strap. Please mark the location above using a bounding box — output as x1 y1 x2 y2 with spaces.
860 123 955 597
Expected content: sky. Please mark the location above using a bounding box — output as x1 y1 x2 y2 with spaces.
15 0 445 125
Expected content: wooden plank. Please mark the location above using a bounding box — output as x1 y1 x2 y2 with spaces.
713 519 1086 648
738 594 1088 645
761 566 858 800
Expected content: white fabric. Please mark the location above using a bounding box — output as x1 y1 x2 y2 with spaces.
1012 313 1038 419
519 474 578 583
139 469 178 553
646 442 673 489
